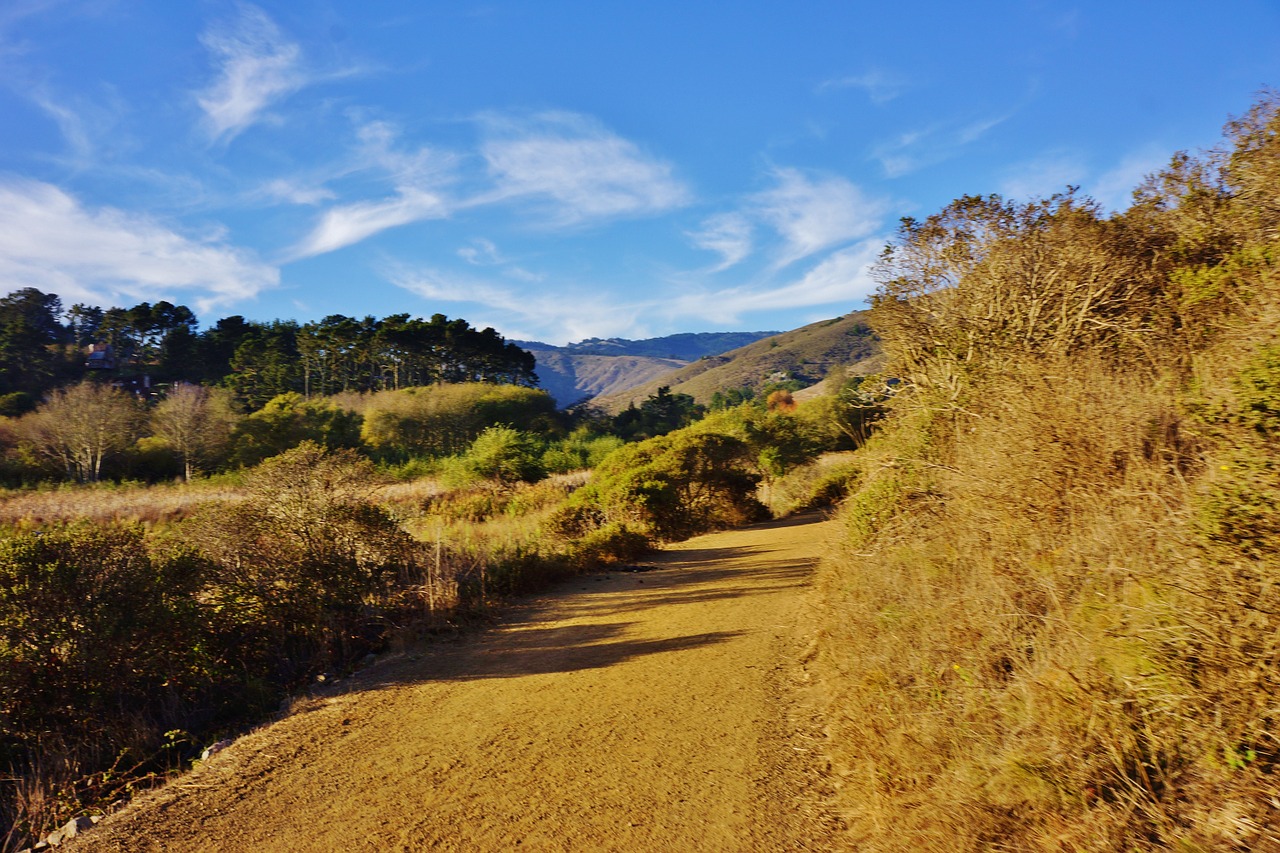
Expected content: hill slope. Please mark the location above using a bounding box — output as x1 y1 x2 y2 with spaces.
522 331 779 407
527 349 687 407
593 311 882 413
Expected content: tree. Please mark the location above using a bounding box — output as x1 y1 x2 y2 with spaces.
151 384 240 480
18 382 143 482
0 288 64 395
613 386 704 440
64 303 104 349
222 321 302 407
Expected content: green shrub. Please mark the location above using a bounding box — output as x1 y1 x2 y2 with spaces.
0 392 34 418
464 425 544 483
568 522 652 568
361 383 557 460
570 429 766 541
230 392 363 467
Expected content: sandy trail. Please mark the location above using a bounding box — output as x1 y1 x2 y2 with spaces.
70 513 841 852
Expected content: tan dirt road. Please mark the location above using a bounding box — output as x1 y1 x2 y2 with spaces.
70 513 842 852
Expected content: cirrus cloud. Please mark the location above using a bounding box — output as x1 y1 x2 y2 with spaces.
479 112 691 225
753 167 885 268
197 3 307 143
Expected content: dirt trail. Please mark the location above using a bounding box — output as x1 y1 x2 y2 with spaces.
71 513 842 852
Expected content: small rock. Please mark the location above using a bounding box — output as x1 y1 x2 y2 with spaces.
53 816 94 843
201 738 233 760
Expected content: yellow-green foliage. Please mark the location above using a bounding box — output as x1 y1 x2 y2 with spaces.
559 429 766 541
231 392 362 467
814 92 1280 851
360 383 557 459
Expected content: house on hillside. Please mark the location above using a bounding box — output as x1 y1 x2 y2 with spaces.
84 343 116 370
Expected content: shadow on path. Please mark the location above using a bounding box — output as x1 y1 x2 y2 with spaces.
330 513 827 691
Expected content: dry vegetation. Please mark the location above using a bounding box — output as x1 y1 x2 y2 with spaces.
813 93 1280 850
0 480 243 527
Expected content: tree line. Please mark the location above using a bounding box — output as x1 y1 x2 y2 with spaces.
0 292 537 411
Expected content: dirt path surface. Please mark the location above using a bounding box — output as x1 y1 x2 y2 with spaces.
70 513 842 852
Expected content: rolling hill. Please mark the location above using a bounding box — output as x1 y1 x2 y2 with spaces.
521 331 778 407
591 311 883 413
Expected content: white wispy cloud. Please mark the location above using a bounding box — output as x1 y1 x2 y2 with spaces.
753 167 885 268
28 88 93 162
817 69 907 104
386 263 641 344
687 212 753 272
0 178 278 313
197 4 306 143
873 113 1011 178
999 149 1087 201
291 189 448 258
671 241 881 323
479 111 690 225
287 120 457 258
259 178 336 206
457 237 501 265
1088 145 1169 213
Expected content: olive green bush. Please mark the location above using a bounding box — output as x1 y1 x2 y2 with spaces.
559 430 765 541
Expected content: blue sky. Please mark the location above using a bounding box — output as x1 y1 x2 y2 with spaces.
1 1 1278 344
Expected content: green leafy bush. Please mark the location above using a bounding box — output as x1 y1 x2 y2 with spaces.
567 522 652 568
464 426 544 483
568 430 765 541
360 383 557 461
230 392 362 467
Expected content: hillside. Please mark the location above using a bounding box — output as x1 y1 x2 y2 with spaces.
523 330 778 407
592 311 882 413
514 331 777 361
526 349 686 407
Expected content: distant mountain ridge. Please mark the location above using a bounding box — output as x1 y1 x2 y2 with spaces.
519 331 779 407
513 331 778 362
591 311 882 413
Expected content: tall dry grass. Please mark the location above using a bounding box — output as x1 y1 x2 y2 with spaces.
0 480 243 527
812 98 1280 850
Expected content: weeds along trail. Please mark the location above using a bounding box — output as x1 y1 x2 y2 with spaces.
67 513 842 853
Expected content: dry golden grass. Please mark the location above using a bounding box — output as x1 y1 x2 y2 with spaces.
813 316 1280 849
810 109 1280 848
0 480 244 527
814 350 1274 845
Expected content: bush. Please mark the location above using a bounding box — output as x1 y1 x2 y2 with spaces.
360 383 557 461
567 522 652 568
182 442 415 677
464 426 544 483
569 429 766 541
0 525 215 845
230 393 362 467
